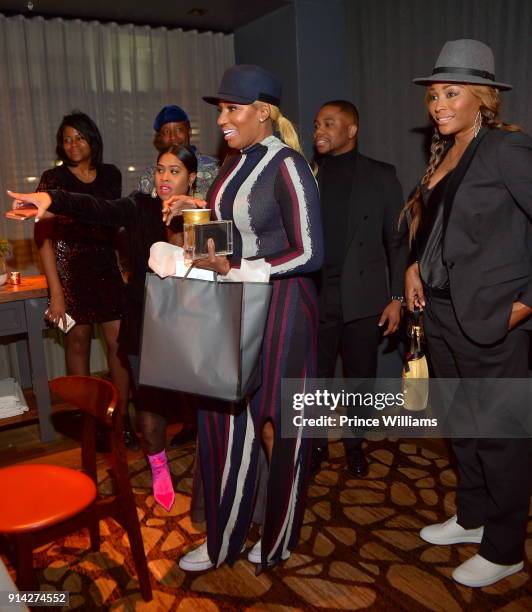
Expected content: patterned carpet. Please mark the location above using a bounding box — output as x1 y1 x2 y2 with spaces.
5 438 532 611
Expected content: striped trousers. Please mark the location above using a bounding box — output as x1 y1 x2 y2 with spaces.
197 276 318 569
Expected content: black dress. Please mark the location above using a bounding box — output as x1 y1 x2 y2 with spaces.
37 164 124 324
44 190 175 355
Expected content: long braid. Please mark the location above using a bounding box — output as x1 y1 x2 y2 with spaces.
420 131 448 185
399 130 448 245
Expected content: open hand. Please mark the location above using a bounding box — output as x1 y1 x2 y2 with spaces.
193 238 230 275
8 190 52 220
162 195 208 225
378 300 403 336
46 293 67 330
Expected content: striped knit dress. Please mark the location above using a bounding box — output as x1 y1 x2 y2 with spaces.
197 135 323 570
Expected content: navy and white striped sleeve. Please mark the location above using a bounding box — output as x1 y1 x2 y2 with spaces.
267 152 323 277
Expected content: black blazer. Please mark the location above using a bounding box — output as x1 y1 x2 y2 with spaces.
316 152 408 322
443 127 532 345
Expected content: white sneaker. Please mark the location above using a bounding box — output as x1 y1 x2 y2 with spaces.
420 515 483 545
452 554 524 587
178 542 214 572
247 539 290 564
247 539 262 564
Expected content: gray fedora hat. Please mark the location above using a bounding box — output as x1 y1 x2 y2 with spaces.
413 39 512 90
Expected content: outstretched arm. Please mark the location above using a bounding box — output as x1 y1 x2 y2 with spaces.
10 189 139 226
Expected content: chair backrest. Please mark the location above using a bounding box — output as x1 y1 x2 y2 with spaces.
50 376 118 424
49 376 126 482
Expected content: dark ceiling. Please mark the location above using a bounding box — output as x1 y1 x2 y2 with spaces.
0 0 291 32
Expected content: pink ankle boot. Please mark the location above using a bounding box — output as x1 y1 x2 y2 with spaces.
148 450 175 511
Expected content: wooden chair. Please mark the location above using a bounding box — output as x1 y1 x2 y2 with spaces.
0 376 152 601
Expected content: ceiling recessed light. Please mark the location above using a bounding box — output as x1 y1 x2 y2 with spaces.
187 8 208 17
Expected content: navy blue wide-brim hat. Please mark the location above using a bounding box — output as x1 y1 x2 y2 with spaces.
203 64 282 106
153 105 190 131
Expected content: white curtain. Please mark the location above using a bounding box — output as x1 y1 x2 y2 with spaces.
0 14 234 378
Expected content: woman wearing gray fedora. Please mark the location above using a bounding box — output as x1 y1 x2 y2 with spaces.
403 39 532 587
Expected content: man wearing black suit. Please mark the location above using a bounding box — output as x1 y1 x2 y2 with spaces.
312 100 408 476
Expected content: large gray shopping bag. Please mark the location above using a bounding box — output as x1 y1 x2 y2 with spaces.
139 273 272 402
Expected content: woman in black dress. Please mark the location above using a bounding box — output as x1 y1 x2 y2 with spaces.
35 111 134 444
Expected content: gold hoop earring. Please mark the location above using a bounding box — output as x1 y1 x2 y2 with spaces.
473 110 482 138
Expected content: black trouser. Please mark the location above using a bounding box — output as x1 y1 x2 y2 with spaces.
424 295 531 564
315 281 381 455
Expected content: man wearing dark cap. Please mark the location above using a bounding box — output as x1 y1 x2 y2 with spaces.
311 100 408 477
138 104 219 199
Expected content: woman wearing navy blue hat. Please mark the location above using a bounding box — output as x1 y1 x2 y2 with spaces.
164 64 324 572
403 39 532 587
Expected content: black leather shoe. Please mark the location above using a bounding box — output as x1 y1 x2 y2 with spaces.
346 448 369 478
310 445 329 474
169 425 196 448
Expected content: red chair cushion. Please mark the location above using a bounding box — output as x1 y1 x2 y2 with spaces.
0 464 97 533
